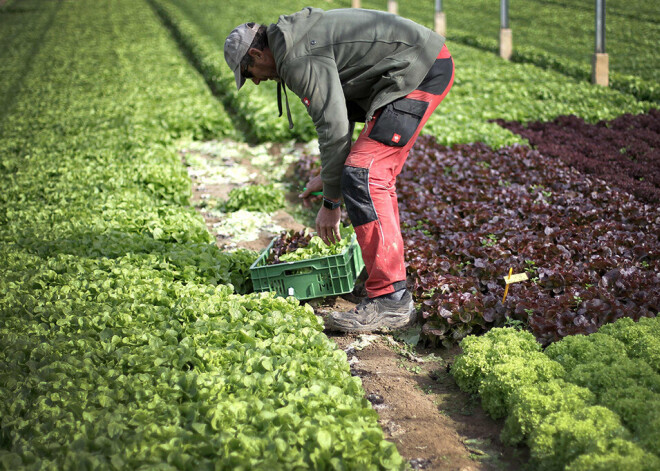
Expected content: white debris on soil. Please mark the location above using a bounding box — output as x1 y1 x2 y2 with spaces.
252 139 320 181
182 140 254 185
209 209 284 243
345 334 380 354
381 419 405 437
250 142 292 181
182 138 322 185
181 137 324 193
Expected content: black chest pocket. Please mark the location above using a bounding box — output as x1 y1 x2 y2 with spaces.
369 98 429 147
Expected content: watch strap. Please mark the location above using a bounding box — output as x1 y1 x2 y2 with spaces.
323 197 341 210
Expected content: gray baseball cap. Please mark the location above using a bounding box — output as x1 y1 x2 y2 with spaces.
224 22 261 90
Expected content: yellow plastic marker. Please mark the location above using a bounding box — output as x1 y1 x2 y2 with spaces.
502 268 528 302
502 268 513 302
503 273 529 284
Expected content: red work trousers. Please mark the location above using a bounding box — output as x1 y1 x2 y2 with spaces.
341 45 454 298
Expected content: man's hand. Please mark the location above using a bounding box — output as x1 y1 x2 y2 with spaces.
316 206 341 245
299 175 323 208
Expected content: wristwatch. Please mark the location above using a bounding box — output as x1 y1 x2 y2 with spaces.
323 197 341 210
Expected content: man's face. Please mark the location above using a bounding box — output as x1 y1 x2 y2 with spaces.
244 48 279 85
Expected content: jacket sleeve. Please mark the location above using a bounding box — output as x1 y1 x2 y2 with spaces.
281 56 351 201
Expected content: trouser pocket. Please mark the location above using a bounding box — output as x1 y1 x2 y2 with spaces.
368 98 429 147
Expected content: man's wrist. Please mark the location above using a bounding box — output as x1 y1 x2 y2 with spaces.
322 197 341 210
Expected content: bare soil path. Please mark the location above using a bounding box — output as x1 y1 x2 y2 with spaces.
181 139 528 470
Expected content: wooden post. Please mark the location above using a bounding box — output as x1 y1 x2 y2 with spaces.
351 0 360 8
500 29 512 60
592 0 609 86
499 0 512 60
435 0 446 37
388 0 398 15
592 53 609 86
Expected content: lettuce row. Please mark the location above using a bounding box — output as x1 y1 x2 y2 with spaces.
0 262 402 469
446 29 659 104
545 317 660 460
451 317 660 470
0 0 403 468
221 183 287 214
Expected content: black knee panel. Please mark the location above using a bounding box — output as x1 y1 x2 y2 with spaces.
341 166 377 227
417 57 454 95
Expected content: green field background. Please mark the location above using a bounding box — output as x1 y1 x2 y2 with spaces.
153 0 653 148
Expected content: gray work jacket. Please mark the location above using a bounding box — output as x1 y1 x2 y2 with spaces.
267 7 445 200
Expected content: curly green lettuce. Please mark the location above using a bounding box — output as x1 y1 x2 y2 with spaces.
451 327 541 395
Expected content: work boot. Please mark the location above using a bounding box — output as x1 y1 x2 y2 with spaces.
324 290 417 333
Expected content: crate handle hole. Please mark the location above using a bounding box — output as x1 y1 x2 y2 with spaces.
284 267 314 276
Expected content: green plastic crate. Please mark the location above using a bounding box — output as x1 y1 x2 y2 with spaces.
249 234 365 300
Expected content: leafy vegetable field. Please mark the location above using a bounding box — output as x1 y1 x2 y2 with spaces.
399 133 658 346
152 0 652 148
495 110 660 204
0 0 401 468
2 0 658 468
291 128 660 347
388 0 659 102
148 0 317 143
451 317 660 470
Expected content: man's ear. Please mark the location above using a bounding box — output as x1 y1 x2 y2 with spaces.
247 48 263 61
